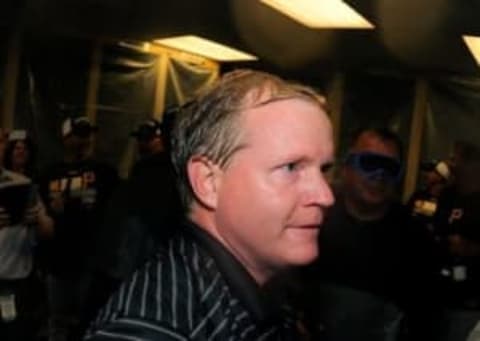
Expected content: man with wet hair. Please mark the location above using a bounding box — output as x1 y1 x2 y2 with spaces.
85 69 335 340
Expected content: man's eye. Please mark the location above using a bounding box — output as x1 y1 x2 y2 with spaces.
283 162 298 172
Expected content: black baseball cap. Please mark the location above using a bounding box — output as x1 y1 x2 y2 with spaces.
62 117 98 138
131 119 162 142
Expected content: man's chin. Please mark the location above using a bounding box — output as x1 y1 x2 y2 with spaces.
361 187 390 205
285 243 319 266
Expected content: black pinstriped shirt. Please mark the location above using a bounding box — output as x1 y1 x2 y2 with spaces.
84 221 299 340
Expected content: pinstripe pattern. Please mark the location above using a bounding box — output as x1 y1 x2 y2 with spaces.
85 223 299 340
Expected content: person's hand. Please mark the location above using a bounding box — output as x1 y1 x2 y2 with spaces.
0 206 11 229
50 194 64 214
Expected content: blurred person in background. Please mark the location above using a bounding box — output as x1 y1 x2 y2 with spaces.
4 130 37 179
38 117 118 341
3 129 51 339
99 117 183 283
0 128 54 341
431 140 480 340
128 117 182 245
407 160 451 236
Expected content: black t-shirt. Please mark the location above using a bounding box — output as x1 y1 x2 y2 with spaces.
434 188 480 305
300 191 440 339
312 191 435 305
38 159 118 275
436 188 480 242
128 152 183 240
97 152 183 280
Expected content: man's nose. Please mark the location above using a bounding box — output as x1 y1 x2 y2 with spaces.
308 173 335 207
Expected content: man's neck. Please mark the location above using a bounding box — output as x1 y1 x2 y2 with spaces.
189 207 271 286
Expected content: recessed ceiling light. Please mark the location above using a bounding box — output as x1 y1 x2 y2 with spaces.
260 0 374 29
153 35 258 62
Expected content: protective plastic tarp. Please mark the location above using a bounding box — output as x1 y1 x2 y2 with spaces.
165 57 217 108
338 73 415 159
424 76 480 161
95 44 158 170
16 38 91 170
11 40 216 174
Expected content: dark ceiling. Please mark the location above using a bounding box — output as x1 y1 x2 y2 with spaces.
4 0 480 81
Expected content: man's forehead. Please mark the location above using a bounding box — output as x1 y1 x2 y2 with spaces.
352 132 399 156
237 99 332 160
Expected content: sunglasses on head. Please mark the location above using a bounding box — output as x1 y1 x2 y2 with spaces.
345 152 402 182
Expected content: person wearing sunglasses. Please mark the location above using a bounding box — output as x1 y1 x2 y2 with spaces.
300 128 438 341
343 149 402 220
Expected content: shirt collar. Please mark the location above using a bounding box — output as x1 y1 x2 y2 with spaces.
183 220 283 324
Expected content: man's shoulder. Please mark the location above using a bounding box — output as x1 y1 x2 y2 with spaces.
87 234 239 339
106 234 228 313
88 232 298 340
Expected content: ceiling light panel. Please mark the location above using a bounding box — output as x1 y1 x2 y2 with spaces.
260 0 374 29
154 35 258 62
463 35 480 65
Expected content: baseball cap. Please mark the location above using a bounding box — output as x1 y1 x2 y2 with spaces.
62 117 98 138
131 119 162 142
434 161 450 181
421 160 451 181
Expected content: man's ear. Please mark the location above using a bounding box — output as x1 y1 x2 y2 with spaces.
187 156 221 210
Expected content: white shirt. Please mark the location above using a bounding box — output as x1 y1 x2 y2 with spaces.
0 169 36 279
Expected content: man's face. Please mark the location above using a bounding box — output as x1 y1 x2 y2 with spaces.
12 141 29 167
212 98 334 283
343 132 400 207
